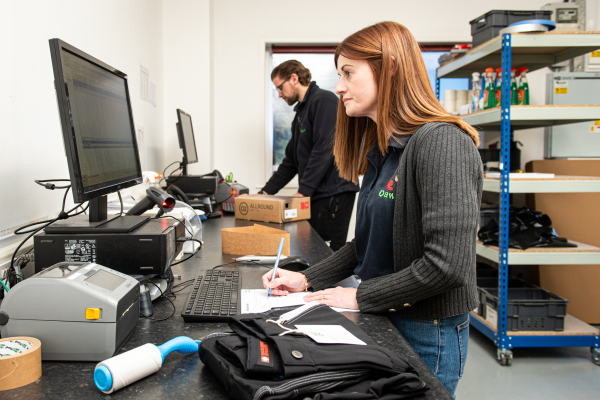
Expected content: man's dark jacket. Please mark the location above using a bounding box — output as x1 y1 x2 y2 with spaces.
262 81 359 200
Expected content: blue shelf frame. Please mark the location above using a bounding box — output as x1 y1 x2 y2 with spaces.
436 33 600 360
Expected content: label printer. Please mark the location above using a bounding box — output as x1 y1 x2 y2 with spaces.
0 262 139 361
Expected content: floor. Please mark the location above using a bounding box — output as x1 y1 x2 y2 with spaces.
456 326 600 400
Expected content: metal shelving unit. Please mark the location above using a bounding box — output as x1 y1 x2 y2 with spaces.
437 31 600 366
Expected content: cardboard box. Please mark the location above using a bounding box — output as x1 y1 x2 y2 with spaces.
526 159 600 324
234 195 311 223
221 224 290 256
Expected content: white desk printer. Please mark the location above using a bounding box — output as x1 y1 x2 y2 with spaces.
0 262 140 361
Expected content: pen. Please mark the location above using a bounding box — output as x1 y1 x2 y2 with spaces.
267 238 285 297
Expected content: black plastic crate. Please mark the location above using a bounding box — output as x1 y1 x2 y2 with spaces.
475 276 534 317
480 287 568 331
469 10 553 48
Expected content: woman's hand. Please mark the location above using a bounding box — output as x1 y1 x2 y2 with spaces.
303 287 359 310
262 268 307 296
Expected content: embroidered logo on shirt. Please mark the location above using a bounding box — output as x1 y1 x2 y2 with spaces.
300 128 306 133
379 176 395 200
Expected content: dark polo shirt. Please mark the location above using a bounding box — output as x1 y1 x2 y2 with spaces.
354 134 410 281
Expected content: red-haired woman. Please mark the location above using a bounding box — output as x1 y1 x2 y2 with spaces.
262 21 482 396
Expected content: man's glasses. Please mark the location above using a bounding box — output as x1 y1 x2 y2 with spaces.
275 77 290 93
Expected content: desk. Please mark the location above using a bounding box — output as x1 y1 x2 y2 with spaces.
4 216 451 399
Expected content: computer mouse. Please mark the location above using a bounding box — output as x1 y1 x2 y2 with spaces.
278 256 310 272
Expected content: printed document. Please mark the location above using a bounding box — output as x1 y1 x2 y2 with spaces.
240 289 359 314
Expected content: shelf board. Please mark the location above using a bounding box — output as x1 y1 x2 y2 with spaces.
476 240 600 265
437 31 600 78
483 175 600 193
470 312 599 336
460 105 600 130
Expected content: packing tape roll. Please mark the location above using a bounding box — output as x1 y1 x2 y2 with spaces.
0 337 42 391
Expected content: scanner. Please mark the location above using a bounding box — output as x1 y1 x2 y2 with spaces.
0 262 139 361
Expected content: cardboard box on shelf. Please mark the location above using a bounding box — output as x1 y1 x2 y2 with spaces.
526 159 600 324
234 195 311 224
221 224 290 256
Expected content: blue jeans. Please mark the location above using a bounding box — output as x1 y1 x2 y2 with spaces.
388 313 469 397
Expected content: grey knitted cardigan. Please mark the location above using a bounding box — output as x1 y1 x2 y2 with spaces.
304 122 483 320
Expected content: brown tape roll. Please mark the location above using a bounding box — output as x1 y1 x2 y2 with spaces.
0 337 42 391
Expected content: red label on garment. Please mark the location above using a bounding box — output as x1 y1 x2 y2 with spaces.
386 179 394 191
301 201 309 210
259 341 270 364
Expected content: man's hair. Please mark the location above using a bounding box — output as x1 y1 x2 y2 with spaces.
271 60 312 86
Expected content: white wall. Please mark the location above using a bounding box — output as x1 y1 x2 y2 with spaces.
162 0 211 175
0 0 165 247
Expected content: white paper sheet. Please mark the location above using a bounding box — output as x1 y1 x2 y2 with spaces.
240 289 359 314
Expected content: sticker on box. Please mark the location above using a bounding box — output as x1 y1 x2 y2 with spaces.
554 80 568 95
485 305 497 329
284 209 298 219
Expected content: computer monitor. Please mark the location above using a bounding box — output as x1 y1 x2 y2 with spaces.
49 39 143 222
176 109 198 175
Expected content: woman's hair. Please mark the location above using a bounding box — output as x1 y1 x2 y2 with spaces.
333 21 480 183
271 60 312 86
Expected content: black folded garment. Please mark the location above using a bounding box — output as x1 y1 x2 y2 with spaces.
199 304 428 400
478 207 577 250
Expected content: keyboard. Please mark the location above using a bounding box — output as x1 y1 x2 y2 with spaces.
181 269 241 322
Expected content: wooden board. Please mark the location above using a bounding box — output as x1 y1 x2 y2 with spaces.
470 312 599 336
477 240 600 253
485 175 600 182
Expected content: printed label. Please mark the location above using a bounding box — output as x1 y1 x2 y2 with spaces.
591 51 600 58
64 239 97 263
258 340 273 366
294 325 367 345
485 305 498 329
591 125 600 133
555 81 568 95
284 209 297 219
0 340 33 357
301 201 309 210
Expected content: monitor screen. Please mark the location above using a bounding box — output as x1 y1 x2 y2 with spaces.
50 39 142 203
177 109 198 165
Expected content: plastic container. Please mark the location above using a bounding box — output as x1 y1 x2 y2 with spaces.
476 277 537 318
469 10 553 48
479 287 568 331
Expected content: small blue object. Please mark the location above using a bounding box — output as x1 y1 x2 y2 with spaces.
199 214 207 221
157 336 201 362
94 365 113 392
267 238 285 297
509 19 556 30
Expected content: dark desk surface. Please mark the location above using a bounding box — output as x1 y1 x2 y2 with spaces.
5 215 451 399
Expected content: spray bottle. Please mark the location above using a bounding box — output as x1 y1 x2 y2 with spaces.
495 68 503 106
510 68 518 105
484 67 496 109
471 72 482 112
517 67 530 105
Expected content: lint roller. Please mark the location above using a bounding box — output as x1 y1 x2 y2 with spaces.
94 336 200 394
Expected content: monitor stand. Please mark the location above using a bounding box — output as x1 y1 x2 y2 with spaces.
44 195 150 234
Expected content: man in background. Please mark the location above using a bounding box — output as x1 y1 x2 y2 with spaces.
260 60 359 251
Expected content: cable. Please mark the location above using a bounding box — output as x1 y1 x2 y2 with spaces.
162 161 182 178
117 190 123 216
139 281 176 321
34 179 71 190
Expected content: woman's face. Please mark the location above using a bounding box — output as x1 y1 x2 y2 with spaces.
336 55 378 122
